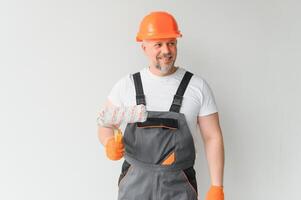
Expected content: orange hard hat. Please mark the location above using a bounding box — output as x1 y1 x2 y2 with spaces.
136 11 182 42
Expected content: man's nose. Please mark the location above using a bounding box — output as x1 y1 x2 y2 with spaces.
161 43 171 54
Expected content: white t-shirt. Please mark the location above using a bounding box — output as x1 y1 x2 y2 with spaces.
107 66 218 153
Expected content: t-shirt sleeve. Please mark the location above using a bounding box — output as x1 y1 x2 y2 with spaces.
107 78 125 107
198 79 218 116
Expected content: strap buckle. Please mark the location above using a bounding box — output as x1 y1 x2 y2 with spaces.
136 94 146 105
172 94 183 106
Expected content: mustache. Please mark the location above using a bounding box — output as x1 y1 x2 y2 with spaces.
157 53 172 59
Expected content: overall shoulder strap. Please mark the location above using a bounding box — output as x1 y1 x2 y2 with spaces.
132 72 146 105
169 71 193 113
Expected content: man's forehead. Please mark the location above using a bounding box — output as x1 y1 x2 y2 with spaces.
143 38 177 44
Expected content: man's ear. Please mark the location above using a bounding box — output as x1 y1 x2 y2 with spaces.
141 43 147 55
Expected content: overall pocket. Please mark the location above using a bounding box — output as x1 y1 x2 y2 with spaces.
137 117 178 129
135 117 178 164
118 160 132 187
181 167 198 197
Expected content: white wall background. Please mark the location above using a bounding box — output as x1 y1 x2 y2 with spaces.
1 0 300 199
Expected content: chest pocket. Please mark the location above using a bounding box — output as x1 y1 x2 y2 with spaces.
135 117 178 165
137 117 178 129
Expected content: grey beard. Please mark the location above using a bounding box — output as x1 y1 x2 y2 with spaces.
155 59 175 73
155 64 172 73
155 52 176 73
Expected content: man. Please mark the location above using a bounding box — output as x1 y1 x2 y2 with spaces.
97 11 225 200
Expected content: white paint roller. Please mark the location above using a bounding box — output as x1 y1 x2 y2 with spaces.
97 104 148 141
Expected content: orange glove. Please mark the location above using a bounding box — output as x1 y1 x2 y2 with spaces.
205 185 224 200
105 129 124 160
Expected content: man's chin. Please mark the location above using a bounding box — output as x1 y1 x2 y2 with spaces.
156 65 172 73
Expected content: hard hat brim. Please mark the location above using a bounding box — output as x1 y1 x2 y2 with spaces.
136 33 182 42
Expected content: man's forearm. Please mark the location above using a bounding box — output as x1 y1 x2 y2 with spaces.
204 136 225 186
97 126 114 146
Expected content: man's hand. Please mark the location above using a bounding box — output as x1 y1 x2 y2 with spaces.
205 185 224 200
105 129 124 160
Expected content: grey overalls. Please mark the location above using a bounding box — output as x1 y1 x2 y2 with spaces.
118 71 198 200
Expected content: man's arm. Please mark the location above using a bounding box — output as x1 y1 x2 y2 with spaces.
198 112 225 186
97 126 114 146
97 99 115 146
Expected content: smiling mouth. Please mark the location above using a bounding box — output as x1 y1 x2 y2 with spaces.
159 56 172 62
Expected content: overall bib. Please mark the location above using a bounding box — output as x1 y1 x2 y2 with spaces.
118 71 198 200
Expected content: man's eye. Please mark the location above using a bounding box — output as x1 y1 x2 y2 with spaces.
155 43 162 47
168 42 175 46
